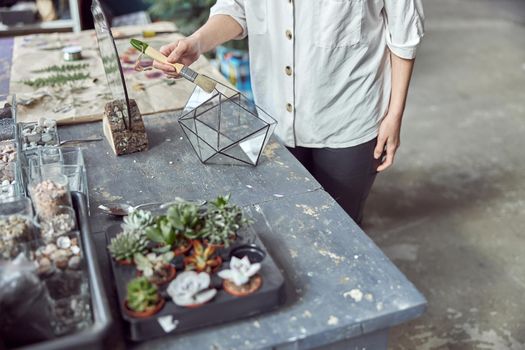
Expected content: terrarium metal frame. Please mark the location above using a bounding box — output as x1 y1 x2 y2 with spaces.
178 81 277 166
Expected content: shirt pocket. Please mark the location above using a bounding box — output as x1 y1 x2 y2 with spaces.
245 0 267 35
315 0 364 48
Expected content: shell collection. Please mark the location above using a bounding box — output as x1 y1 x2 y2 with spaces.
30 179 70 220
0 215 33 259
20 118 59 150
40 211 76 242
34 235 82 274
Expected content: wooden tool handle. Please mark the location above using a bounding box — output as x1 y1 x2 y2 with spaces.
144 46 184 72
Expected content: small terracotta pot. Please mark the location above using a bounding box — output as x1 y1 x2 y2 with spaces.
117 258 134 266
137 264 177 285
124 297 165 318
223 274 262 297
174 239 193 256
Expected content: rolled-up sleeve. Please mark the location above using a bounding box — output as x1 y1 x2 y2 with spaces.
209 0 247 39
383 0 425 59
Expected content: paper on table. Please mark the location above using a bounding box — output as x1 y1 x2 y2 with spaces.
9 22 231 125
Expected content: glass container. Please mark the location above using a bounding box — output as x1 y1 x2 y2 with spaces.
179 81 277 166
29 173 73 221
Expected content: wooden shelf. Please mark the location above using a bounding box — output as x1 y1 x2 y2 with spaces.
0 0 80 37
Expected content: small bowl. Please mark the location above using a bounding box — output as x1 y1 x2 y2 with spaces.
230 244 266 263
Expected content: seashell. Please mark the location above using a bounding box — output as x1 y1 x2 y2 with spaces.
71 245 81 255
57 236 71 249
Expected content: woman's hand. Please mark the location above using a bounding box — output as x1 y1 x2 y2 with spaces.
152 36 202 77
374 113 402 172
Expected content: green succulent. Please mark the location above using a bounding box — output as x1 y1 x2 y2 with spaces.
107 230 148 261
145 216 179 252
166 202 204 240
126 277 160 312
201 194 252 247
123 209 155 233
134 251 174 278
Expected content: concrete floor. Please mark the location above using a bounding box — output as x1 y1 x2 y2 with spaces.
362 0 525 349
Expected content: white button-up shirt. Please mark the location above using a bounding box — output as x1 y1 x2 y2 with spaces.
210 0 424 148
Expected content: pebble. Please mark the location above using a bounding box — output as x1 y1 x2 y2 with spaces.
71 245 81 255
68 256 81 270
21 118 58 149
37 236 82 273
57 236 71 249
43 243 57 256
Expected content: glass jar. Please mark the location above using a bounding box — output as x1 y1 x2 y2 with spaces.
29 173 73 221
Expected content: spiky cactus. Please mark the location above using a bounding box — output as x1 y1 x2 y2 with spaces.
108 230 148 262
122 209 155 233
126 277 160 312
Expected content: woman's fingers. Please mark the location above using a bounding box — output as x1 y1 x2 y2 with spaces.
376 140 398 172
374 136 386 160
167 40 189 64
152 61 176 73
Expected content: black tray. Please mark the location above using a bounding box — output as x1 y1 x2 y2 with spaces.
21 192 114 350
106 224 286 341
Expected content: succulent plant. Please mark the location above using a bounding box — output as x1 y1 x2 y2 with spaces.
126 277 160 312
145 216 179 252
166 202 204 240
184 240 221 273
107 230 148 261
218 256 261 286
122 209 155 233
134 251 174 278
201 194 252 247
167 271 217 307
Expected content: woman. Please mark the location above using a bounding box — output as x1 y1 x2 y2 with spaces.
154 1 425 225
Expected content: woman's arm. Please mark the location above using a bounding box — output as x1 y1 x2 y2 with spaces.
153 15 243 73
374 52 415 172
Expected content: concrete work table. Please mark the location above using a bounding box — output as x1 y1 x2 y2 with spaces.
59 113 426 349
1 38 426 348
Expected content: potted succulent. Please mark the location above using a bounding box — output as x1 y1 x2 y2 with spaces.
167 202 204 240
122 209 155 234
183 240 222 273
202 194 252 248
124 277 165 318
134 251 176 285
145 216 179 253
167 271 217 307
166 202 204 254
107 230 148 265
218 256 262 297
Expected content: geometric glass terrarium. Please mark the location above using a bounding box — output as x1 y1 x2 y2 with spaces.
179 82 277 166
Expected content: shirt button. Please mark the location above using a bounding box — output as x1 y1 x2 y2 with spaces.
285 30 293 40
285 66 292 76
286 103 293 112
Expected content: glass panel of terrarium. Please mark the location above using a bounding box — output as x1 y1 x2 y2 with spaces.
218 98 267 150
204 152 246 166
254 104 278 126
215 81 238 99
182 86 220 115
194 106 221 151
222 127 269 165
180 122 216 162
91 0 131 120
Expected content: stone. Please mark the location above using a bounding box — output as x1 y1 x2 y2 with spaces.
68 255 81 270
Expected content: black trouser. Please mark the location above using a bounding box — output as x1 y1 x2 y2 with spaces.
287 138 380 225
